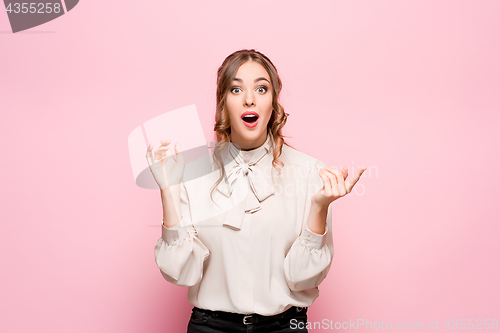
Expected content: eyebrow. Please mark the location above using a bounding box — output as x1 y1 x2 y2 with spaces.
232 77 270 84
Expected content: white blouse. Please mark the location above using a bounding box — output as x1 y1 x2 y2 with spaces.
154 131 334 316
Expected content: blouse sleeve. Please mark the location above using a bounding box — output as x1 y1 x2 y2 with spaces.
283 159 334 292
154 181 210 287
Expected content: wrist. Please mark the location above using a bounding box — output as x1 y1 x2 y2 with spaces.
306 200 329 235
161 185 182 226
161 185 181 196
311 199 329 214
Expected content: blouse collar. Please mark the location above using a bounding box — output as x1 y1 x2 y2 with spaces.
215 130 276 230
228 129 274 164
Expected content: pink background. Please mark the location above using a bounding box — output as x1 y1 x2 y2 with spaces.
1 0 499 332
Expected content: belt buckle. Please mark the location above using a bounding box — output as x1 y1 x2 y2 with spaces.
243 315 252 325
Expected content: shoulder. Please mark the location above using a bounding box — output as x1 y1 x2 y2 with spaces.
280 143 327 173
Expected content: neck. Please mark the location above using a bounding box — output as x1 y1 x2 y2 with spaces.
230 130 268 151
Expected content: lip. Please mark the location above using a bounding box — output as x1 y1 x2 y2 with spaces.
241 111 259 128
241 111 259 119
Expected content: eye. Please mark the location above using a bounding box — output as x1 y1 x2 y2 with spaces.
230 87 241 94
257 86 268 93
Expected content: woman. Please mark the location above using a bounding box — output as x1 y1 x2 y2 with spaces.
147 49 366 333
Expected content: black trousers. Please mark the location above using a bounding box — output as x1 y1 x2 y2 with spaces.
187 306 308 333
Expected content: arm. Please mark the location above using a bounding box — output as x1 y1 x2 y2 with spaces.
306 200 328 235
283 201 334 292
283 160 334 292
154 182 210 287
284 158 366 292
161 185 182 228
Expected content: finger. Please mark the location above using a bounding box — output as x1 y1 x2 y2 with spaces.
156 146 172 159
146 143 154 166
154 144 169 161
323 167 341 197
321 168 340 197
154 140 171 160
165 146 172 159
318 169 332 195
326 167 346 195
345 167 367 193
175 142 184 165
322 167 338 184
341 166 348 180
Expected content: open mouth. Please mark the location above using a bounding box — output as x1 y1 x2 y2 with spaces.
241 111 259 126
242 115 258 123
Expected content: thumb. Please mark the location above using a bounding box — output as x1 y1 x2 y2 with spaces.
175 142 184 164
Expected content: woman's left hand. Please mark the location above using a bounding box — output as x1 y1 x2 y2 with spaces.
312 166 367 208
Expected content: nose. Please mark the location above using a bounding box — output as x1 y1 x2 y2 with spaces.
244 91 255 107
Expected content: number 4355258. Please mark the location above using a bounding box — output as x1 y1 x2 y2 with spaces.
5 3 62 14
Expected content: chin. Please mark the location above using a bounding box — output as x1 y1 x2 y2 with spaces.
231 125 266 144
244 128 266 139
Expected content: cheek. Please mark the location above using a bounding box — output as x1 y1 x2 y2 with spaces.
226 101 240 125
264 98 274 115
262 109 274 126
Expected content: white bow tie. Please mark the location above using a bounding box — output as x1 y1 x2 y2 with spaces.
215 137 276 230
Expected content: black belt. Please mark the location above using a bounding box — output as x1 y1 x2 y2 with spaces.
192 306 306 325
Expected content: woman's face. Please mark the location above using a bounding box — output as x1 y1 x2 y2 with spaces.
226 60 273 151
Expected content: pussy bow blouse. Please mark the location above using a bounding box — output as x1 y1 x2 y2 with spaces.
154 131 334 316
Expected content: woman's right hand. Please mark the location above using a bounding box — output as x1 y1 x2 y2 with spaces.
146 140 185 191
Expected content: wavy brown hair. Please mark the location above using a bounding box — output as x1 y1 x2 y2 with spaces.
209 49 293 204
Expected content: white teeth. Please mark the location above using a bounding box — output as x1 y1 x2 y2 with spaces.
242 114 258 124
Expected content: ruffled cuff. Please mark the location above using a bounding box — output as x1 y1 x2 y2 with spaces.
155 221 209 286
283 227 333 291
300 224 328 250
162 219 189 246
